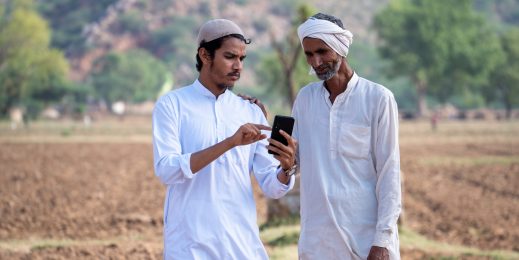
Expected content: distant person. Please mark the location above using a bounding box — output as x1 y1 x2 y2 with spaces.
293 13 402 259
9 107 24 130
152 19 297 259
111 101 126 120
431 111 439 131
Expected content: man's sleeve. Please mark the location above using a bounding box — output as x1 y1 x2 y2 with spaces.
152 96 194 185
372 93 402 248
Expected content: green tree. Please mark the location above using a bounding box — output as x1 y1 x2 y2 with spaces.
485 29 519 119
257 4 316 108
111 10 148 35
0 0 70 118
37 0 116 56
90 49 168 110
374 0 503 117
145 16 198 86
474 0 519 27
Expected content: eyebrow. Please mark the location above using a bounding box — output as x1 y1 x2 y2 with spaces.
305 48 328 55
224 51 246 59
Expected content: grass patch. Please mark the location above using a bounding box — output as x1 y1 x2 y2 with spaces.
60 127 74 137
267 244 298 260
0 235 150 252
260 224 300 245
258 218 519 260
400 226 519 259
0 118 152 143
266 231 299 247
259 215 300 231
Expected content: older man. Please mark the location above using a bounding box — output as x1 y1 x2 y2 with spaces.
293 13 402 259
152 19 297 259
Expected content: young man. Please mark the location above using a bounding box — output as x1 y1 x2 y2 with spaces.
152 19 297 259
293 13 402 259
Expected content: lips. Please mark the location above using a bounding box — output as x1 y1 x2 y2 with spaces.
314 66 328 74
228 73 240 80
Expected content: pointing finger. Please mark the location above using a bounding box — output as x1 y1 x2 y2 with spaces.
252 124 272 131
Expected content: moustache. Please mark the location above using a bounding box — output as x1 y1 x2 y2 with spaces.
314 65 329 73
227 72 240 78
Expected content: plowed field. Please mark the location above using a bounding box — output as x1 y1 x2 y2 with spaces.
0 120 517 259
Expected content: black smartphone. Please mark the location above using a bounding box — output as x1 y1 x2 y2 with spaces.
268 115 295 155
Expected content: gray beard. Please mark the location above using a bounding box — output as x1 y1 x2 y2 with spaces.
317 58 342 81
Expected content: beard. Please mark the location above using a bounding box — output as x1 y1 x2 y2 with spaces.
209 63 239 91
217 83 233 91
316 57 342 81
217 72 239 91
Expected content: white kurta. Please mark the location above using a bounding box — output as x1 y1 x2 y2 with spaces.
152 79 294 259
293 73 401 259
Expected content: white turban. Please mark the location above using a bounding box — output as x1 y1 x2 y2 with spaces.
297 17 353 57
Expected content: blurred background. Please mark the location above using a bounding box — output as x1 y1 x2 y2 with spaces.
0 0 518 259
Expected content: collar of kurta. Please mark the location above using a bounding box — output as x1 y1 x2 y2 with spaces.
321 72 360 98
193 79 229 99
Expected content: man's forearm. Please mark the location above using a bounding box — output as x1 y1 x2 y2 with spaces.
190 138 235 173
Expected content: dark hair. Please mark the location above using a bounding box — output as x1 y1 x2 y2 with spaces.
195 34 251 72
311 13 344 29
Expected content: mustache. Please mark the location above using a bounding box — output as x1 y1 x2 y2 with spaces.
227 72 240 78
315 64 330 71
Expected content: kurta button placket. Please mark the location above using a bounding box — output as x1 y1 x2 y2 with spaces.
215 96 227 163
330 104 338 160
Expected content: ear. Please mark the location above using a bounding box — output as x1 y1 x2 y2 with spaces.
198 48 212 65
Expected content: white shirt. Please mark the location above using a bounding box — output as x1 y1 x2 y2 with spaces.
152 79 294 260
293 73 401 260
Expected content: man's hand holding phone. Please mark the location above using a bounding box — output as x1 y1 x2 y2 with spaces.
268 129 297 170
267 116 297 173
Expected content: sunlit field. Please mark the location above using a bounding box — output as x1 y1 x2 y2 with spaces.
1 117 518 259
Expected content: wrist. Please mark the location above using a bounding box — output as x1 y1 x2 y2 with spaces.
281 161 295 171
223 136 237 149
279 164 297 177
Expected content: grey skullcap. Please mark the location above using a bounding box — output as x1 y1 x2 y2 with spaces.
196 19 245 46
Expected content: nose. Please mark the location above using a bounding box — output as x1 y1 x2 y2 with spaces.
232 59 243 71
309 55 322 68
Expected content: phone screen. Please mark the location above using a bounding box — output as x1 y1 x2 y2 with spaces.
268 115 295 155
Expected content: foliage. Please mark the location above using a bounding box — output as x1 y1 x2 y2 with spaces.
374 0 503 116
37 0 117 56
111 11 148 35
348 41 417 112
145 16 199 86
474 0 519 27
257 52 313 102
89 49 168 107
484 28 519 118
0 0 70 118
256 3 316 112
60 82 92 116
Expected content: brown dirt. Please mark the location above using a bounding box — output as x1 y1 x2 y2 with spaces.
0 137 517 258
401 142 519 251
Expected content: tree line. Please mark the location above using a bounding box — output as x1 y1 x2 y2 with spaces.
1 0 518 120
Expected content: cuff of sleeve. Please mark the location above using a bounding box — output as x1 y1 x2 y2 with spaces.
180 153 195 179
372 230 392 248
277 167 295 190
